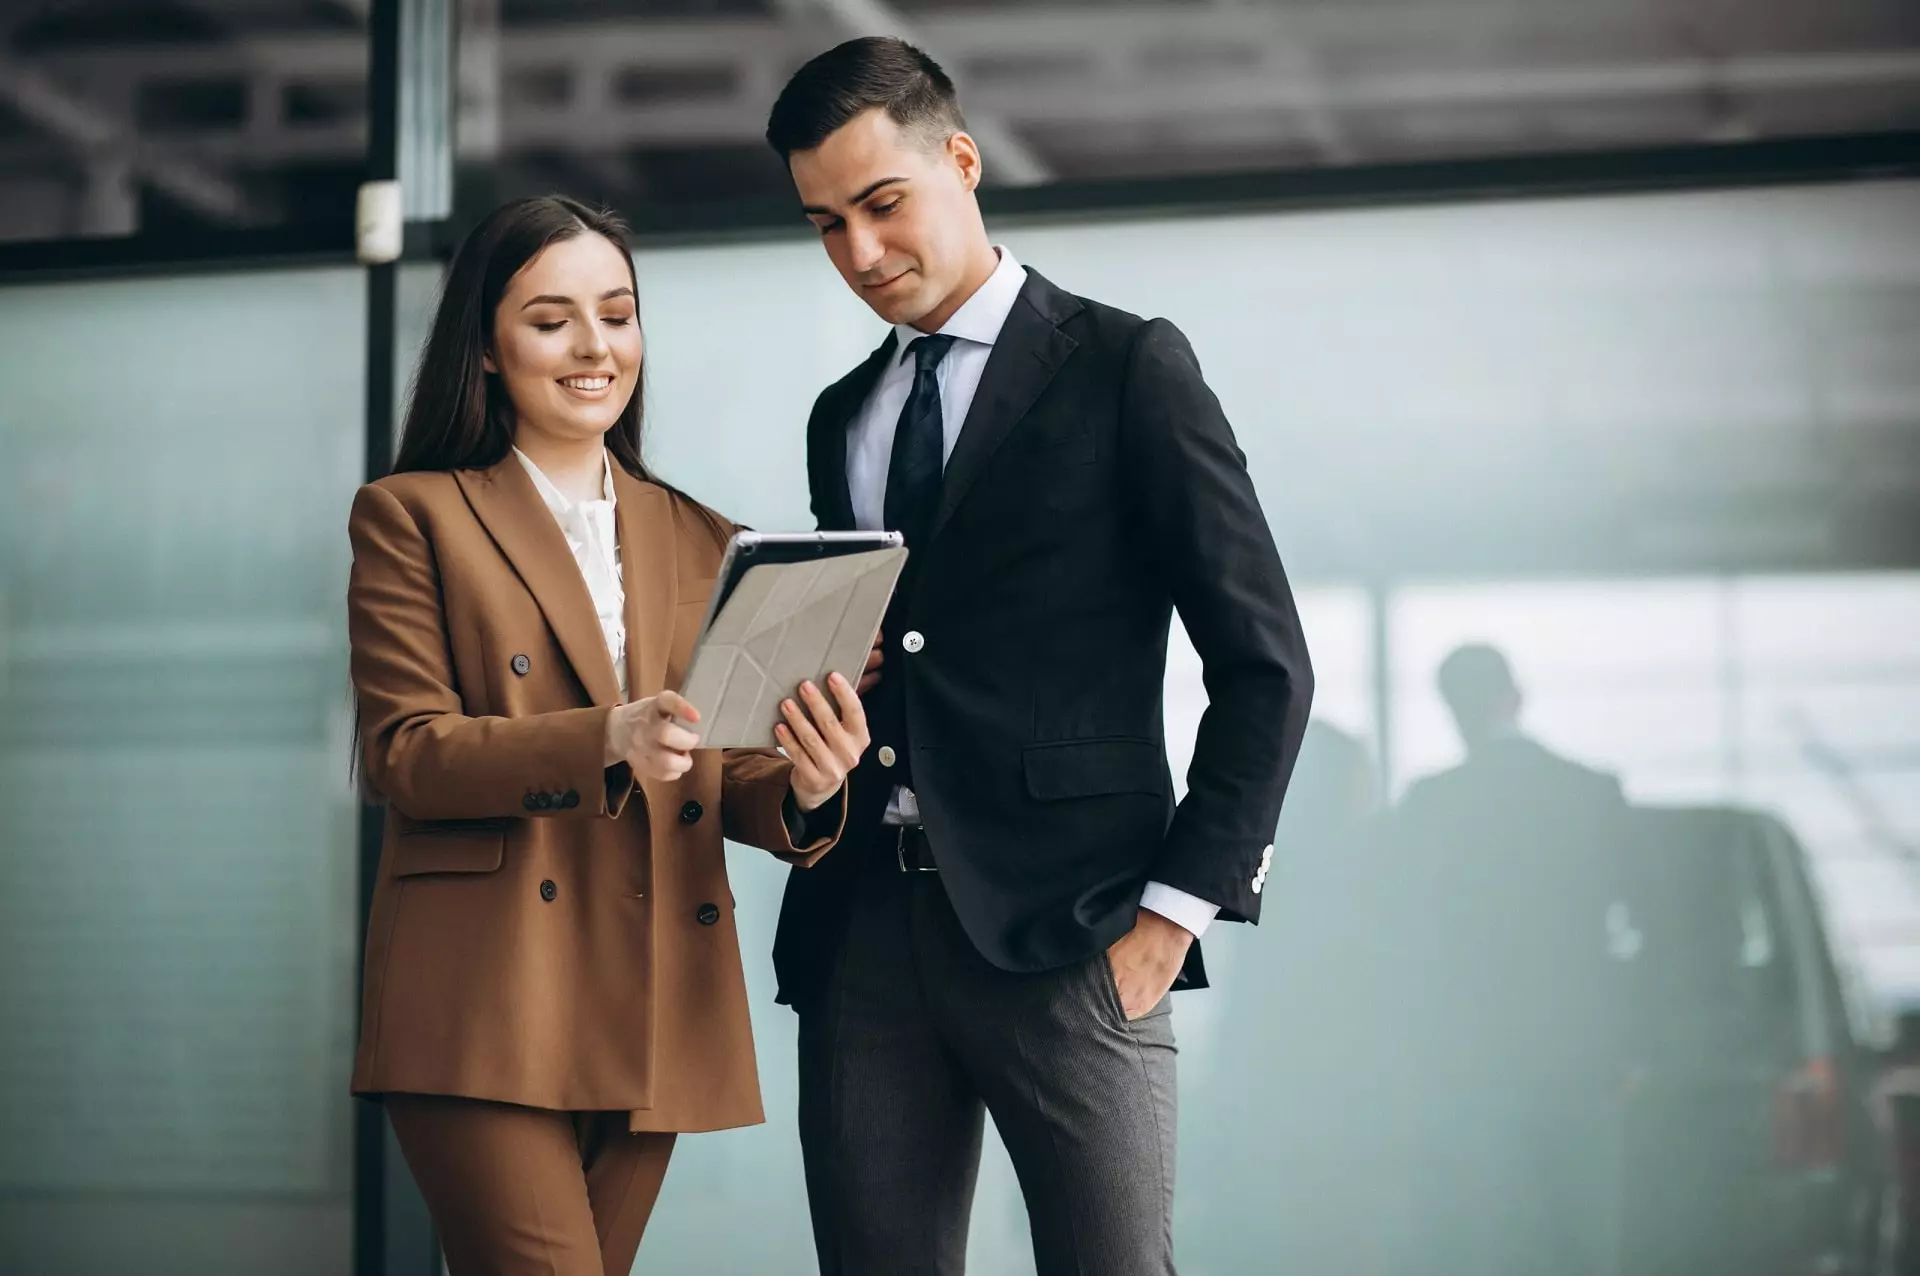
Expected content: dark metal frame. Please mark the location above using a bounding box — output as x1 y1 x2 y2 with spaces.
0 223 360 286
354 0 405 1268
0 117 1913 273
357 1 452 1274
582 128 1920 247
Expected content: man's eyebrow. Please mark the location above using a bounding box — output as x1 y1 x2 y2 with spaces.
801 177 908 217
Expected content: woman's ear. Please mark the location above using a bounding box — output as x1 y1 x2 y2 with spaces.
482 349 498 374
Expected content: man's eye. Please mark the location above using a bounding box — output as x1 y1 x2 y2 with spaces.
873 199 902 216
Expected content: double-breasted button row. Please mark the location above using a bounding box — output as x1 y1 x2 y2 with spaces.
540 881 718 925
524 790 580 811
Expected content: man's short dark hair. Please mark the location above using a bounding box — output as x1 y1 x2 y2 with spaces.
765 36 967 160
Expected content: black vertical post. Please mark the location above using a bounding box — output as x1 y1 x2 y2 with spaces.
356 0 451 1273
355 0 401 1271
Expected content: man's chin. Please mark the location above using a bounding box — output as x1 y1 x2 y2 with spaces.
862 282 929 327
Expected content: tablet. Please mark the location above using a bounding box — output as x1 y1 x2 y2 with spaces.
677 531 907 748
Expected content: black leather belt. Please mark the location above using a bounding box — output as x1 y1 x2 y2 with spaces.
894 826 937 873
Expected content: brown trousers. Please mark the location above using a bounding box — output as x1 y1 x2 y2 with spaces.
386 1094 676 1276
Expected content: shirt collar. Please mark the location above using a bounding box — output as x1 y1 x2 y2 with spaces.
513 446 616 521
891 245 1025 364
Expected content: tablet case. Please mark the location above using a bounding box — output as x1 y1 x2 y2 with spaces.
678 545 908 748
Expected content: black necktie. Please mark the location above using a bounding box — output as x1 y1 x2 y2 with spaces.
882 334 957 550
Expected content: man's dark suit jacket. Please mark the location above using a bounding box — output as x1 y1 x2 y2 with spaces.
772 266 1314 1006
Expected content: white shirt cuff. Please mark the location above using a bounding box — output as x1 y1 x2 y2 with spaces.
1139 882 1221 940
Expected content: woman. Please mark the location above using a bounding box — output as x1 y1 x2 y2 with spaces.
347 195 868 1274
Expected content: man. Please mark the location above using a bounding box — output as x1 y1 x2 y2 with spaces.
1392 643 1631 1275
1408 642 1624 806
764 37 1313 1276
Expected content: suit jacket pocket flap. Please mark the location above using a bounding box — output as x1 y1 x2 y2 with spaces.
1023 738 1165 802
389 823 508 876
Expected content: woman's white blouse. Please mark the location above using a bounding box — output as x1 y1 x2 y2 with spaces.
513 447 628 699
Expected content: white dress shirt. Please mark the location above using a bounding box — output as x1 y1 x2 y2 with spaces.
515 447 628 700
843 247 1220 941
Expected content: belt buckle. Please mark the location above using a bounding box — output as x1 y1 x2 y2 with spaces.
896 827 937 873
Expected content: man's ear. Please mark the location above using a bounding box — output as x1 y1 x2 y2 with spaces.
949 131 984 192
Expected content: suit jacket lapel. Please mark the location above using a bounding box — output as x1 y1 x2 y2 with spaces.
931 272 1080 543
455 456 623 707
610 467 677 701
814 332 897 532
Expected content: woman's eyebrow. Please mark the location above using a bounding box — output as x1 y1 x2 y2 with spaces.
520 287 634 310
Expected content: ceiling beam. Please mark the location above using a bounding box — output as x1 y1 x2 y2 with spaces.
0 52 247 226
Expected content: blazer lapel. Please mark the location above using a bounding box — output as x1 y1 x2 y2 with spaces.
610 467 677 701
931 271 1080 543
814 332 897 532
455 457 623 707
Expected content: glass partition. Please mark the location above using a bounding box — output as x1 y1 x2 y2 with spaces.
0 267 365 1275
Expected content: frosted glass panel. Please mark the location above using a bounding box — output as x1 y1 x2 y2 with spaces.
0 268 363 1276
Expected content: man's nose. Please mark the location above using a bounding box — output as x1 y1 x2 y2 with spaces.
847 222 886 275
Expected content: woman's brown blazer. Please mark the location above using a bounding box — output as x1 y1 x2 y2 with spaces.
345 453 843 1133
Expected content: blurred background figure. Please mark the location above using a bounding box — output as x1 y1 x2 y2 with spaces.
1416 641 1625 806
1276 719 1382 848
1183 719 1390 1273
1389 644 1632 1276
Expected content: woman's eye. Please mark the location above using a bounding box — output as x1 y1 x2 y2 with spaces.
603 315 632 327
534 320 565 333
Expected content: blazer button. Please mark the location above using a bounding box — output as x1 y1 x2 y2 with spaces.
561 790 580 809
511 654 531 676
523 793 539 811
902 630 925 654
680 800 704 825
695 902 720 926
535 792 554 810
877 745 897 768
539 879 557 902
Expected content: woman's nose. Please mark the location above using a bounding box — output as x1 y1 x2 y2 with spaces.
574 323 609 359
